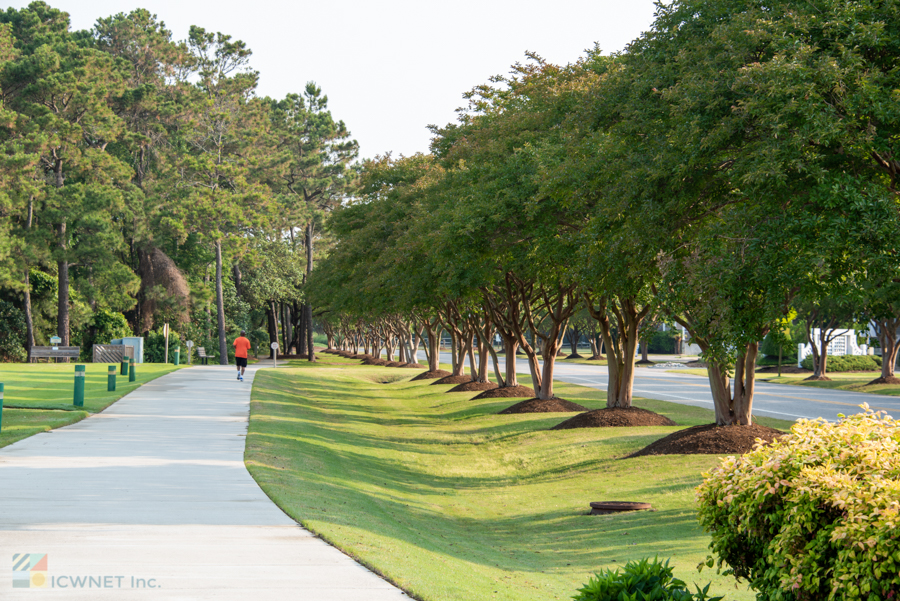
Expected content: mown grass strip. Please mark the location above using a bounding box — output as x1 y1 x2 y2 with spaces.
0 363 181 448
246 362 793 601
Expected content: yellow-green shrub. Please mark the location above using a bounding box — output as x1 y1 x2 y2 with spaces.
697 406 900 601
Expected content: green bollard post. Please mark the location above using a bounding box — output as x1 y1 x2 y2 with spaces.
129 358 136 382
121 359 128 376
107 365 116 392
0 382 4 432
74 365 86 407
174 348 180 366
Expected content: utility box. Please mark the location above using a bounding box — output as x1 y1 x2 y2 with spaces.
111 337 145 363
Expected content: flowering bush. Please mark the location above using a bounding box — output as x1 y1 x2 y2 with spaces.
696 406 900 600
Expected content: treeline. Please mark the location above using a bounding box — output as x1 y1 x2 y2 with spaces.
0 2 356 363
310 0 900 426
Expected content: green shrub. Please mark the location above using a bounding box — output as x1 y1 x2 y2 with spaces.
697 406 900 601
648 330 679 354
0 300 27 362
757 354 797 367
799 354 881 372
144 327 181 363
572 557 722 601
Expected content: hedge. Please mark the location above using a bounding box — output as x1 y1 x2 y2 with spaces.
800 354 881 372
697 407 900 600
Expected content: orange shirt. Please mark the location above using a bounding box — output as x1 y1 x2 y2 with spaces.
233 336 251 359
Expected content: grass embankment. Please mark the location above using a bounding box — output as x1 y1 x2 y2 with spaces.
0 363 180 448
246 362 792 601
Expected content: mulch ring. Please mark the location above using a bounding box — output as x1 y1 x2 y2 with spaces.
362 358 389 366
629 423 786 457
686 360 707 368
411 370 452 381
399 363 426 369
552 407 676 430
472 385 535 400
565 353 585 359
384 361 406 367
868 375 900 385
448 381 499 393
431 374 476 386
499 398 589 414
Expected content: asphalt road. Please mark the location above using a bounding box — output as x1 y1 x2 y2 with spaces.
432 351 899 423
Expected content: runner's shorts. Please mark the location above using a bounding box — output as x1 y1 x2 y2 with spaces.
236 357 248 368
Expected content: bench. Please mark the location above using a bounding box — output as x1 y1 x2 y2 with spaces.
30 346 81 362
196 347 209 365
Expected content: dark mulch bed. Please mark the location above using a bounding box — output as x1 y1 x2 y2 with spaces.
629 423 786 457
411 370 452 381
565 353 585 359
431 374 476 386
868 375 900 385
686 360 707 368
362 358 389 366
756 365 811 374
499 398 589 414
552 407 677 430
472 385 535 400
384 361 406 367
635 359 656 366
586 355 606 361
399 363 426 369
448 381 499 393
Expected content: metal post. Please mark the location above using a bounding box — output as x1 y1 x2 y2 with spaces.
163 323 169 365
74 365 86 407
174 348 180 366
0 383 4 432
121 358 128 376
107 365 116 392
129 358 136 383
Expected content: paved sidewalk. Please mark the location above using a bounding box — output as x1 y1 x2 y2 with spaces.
0 365 407 600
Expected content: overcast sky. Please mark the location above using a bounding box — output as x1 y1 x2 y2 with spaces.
6 0 660 160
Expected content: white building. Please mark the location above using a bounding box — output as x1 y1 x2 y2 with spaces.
797 329 868 367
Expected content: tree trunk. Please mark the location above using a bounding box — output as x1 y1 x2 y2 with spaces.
641 334 650 363
24 197 34 361
266 302 278 359
57 221 70 351
305 220 315 363
502 334 519 387
424 323 441 371
298 306 308 356
214 240 227 364
732 343 758 425
589 297 649 409
874 318 900 382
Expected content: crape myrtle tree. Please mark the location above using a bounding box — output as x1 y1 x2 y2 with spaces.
425 56 595 400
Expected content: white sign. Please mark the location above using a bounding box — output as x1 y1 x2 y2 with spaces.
50 336 61 344
271 342 280 350
186 340 194 348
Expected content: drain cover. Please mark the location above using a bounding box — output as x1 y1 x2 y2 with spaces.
589 501 652 515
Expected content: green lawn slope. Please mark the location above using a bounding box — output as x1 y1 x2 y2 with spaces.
246 362 792 601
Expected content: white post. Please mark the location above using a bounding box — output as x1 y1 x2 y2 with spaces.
163 323 169 364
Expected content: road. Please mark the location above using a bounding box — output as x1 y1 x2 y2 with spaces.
431 352 898 422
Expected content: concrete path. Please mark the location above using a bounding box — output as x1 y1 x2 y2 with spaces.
436 351 900 422
0 365 408 600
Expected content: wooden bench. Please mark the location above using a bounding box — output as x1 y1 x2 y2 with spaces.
196 347 209 365
30 346 81 362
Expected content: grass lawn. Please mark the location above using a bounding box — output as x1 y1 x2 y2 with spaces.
245 362 792 601
0 362 181 448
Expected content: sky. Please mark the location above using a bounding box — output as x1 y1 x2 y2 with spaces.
6 0 660 160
